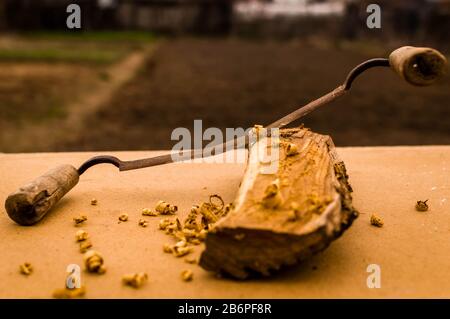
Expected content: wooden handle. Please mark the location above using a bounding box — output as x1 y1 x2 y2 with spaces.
5 165 79 225
389 46 447 86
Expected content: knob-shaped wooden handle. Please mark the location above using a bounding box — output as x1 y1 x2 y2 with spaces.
389 46 447 86
5 165 79 225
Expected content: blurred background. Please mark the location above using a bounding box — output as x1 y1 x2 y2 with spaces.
0 0 449 153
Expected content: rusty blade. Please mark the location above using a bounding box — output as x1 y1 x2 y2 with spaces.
78 58 390 174
112 86 347 172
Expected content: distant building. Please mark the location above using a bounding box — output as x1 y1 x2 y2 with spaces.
118 0 232 34
1 0 233 34
343 0 450 46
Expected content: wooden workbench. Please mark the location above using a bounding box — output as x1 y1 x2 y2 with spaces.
0 147 449 298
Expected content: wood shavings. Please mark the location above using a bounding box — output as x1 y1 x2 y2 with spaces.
53 286 86 299
157 195 227 261
262 179 283 209
199 203 219 224
155 200 178 215
176 218 183 230
285 143 299 156
370 214 384 227
83 250 106 274
184 257 197 264
173 247 193 258
209 195 225 212
90 198 97 206
79 240 93 253
138 219 149 227
163 218 182 235
189 238 201 245
174 240 187 248
182 228 197 240
163 244 173 254
163 242 193 257
181 269 194 282
201 216 210 230
119 214 129 222
416 200 429 212
197 229 208 241
75 230 89 242
73 215 87 226
183 206 200 230
19 262 33 276
142 208 158 216
159 218 172 230
122 273 148 288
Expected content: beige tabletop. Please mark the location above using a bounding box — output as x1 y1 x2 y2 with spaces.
0 146 449 298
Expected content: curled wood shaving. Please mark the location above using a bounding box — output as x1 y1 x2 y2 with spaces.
122 273 148 288
73 215 87 226
90 199 97 206
173 246 193 257
118 214 129 222
142 208 158 216
262 179 283 209
172 240 193 257
159 218 172 230
370 214 384 227
75 230 89 242
285 143 299 156
138 219 149 227
183 206 200 230
19 262 33 276
79 240 93 253
199 204 219 224
181 269 194 282
416 200 429 212
83 250 106 274
163 244 173 254
155 201 178 215
184 257 197 264
53 286 86 299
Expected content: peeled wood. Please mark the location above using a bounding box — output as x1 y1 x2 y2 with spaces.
199 127 358 279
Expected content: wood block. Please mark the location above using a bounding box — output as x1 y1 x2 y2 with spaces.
199 127 358 279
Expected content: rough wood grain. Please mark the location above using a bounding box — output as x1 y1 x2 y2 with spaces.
5 164 79 226
199 127 358 279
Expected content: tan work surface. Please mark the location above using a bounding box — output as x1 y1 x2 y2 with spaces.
0 146 449 298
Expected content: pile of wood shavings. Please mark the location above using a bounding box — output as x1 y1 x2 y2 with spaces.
47 195 231 296
159 195 232 262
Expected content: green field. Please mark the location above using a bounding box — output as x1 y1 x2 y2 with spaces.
0 31 156 64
